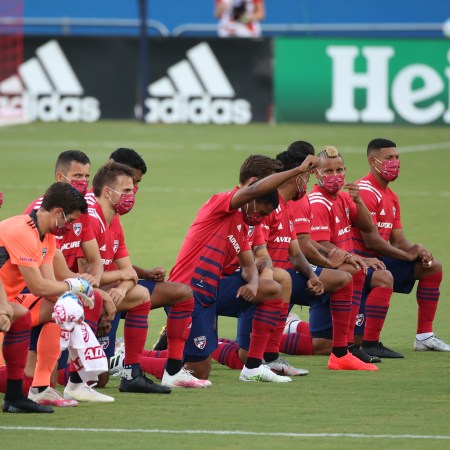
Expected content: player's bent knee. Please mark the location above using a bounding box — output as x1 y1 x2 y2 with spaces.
371 269 393 289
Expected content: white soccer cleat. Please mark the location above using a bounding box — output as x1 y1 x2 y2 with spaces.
109 343 125 377
283 312 301 334
28 386 78 407
64 381 115 402
239 364 292 383
414 335 450 352
161 368 211 388
264 357 309 376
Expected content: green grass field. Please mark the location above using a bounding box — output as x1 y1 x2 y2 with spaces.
1 121 450 449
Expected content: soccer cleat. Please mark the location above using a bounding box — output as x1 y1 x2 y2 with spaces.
152 326 167 351
161 368 211 388
109 345 125 377
362 342 404 358
3 396 54 413
28 386 78 407
264 357 309 376
64 381 115 402
239 364 292 383
348 344 381 363
283 312 301 334
120 371 172 394
328 352 378 371
414 335 450 352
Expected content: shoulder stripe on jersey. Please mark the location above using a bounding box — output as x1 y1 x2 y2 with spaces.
87 207 106 233
308 197 332 211
358 184 382 202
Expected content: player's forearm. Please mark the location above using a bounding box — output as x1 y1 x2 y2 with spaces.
100 269 123 285
27 279 73 299
297 235 329 267
362 231 411 260
240 265 259 286
290 251 314 279
132 264 147 279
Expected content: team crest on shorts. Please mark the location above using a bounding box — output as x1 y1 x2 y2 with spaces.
113 239 119 253
73 223 82 236
98 336 110 350
194 336 206 349
355 313 365 327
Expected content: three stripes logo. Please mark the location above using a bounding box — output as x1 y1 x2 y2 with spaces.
0 40 100 123
144 42 252 125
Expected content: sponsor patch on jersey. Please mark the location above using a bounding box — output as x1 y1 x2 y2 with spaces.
73 222 82 236
194 336 206 349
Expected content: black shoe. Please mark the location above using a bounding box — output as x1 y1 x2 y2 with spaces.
3 396 54 413
152 326 167 351
119 372 172 394
362 342 404 358
348 344 381 363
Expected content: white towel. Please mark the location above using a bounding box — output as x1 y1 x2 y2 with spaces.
53 292 108 382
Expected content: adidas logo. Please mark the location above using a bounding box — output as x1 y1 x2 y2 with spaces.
99 244 106 252
380 209 386 216
237 224 242 232
0 40 100 123
143 42 252 125
278 223 283 230
335 216 340 223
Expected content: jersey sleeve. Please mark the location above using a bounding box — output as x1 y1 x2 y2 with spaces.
252 224 266 247
309 200 332 242
80 214 95 243
358 186 379 226
291 197 311 235
4 225 40 268
392 193 402 229
114 221 129 260
43 237 56 265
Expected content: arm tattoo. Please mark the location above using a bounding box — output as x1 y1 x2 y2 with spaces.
290 251 313 278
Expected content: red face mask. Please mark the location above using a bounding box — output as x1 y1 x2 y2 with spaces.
243 200 264 226
51 211 72 236
60 173 89 196
375 158 400 182
318 171 345 194
292 175 308 202
108 187 136 215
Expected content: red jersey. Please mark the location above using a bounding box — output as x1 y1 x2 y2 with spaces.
222 222 258 276
85 196 128 271
0 213 56 298
290 195 312 235
308 185 357 253
260 194 296 270
352 173 402 257
168 188 249 304
24 195 95 272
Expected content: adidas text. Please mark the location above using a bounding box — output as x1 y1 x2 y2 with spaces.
144 95 251 125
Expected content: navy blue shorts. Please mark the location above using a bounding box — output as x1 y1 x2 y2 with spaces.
184 293 218 361
216 273 257 352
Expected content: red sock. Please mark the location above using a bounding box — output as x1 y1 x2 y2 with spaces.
417 271 442 334
218 337 236 345
166 297 194 361
142 349 168 358
211 341 243 370
124 301 151 365
57 365 70 386
84 290 103 333
32 322 61 387
348 270 365 344
140 356 166 380
3 312 31 380
264 301 289 354
364 287 393 341
247 299 282 360
280 330 313 355
330 281 353 348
